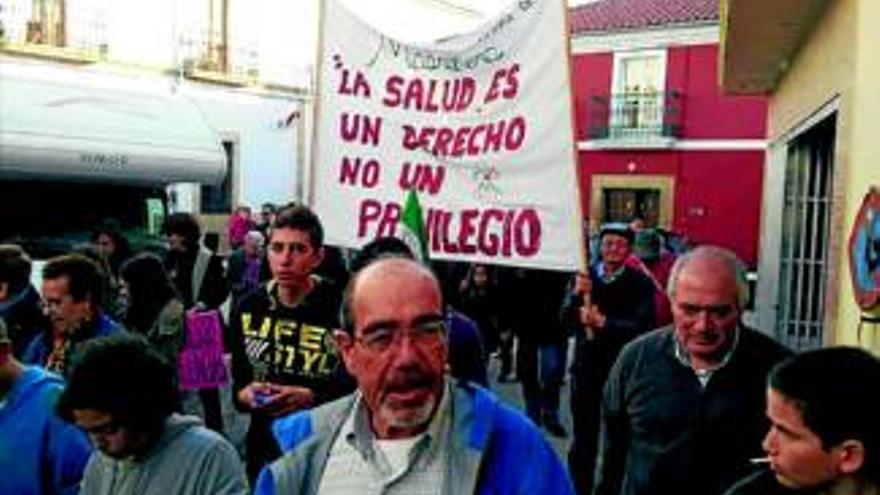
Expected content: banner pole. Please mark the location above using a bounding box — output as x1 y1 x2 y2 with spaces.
561 0 589 273
306 0 329 208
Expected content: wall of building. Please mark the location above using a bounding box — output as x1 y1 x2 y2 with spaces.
843 0 880 349
184 85 302 209
571 44 767 140
570 52 613 140
666 44 767 139
570 40 767 267
763 0 858 345
579 149 764 265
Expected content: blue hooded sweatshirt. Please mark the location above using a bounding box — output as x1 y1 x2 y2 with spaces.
0 366 92 495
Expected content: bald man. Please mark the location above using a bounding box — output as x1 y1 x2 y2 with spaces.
258 258 574 495
594 246 791 495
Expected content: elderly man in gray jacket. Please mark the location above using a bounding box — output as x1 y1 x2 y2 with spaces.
257 257 573 495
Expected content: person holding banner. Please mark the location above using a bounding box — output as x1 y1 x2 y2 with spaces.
257 257 573 495
57 333 248 495
228 205 354 481
562 223 655 494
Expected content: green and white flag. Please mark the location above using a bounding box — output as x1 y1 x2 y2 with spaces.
399 188 429 261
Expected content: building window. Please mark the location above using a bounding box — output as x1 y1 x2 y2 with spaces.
201 140 234 214
776 115 835 350
26 0 65 46
1 0 107 58
590 174 675 230
179 0 258 82
611 50 667 137
603 188 661 227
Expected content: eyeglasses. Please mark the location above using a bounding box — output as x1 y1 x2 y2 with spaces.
80 420 124 437
355 320 447 354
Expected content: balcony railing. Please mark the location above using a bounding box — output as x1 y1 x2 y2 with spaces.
179 31 259 86
0 0 107 62
587 91 682 142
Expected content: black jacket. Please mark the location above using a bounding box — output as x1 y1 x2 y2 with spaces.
595 326 791 495
227 277 355 480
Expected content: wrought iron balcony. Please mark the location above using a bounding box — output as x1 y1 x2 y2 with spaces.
587 91 683 143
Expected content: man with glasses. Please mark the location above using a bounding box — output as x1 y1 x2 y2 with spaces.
256 257 573 494
593 246 791 495
562 223 655 494
228 205 354 481
23 254 123 377
56 333 247 495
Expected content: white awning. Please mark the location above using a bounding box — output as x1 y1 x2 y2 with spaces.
0 63 226 185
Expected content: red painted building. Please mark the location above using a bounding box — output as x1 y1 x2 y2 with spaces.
569 0 768 266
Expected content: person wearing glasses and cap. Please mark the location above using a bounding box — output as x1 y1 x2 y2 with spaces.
594 246 791 495
257 257 573 495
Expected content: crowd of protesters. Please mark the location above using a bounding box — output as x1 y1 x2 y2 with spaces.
1 202 878 495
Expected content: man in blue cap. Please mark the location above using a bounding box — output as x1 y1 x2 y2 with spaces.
562 222 656 495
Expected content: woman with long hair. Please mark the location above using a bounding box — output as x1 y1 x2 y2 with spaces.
119 252 185 367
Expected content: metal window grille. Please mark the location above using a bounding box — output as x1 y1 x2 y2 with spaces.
602 188 661 227
776 116 836 350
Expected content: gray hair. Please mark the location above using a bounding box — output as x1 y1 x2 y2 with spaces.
244 230 265 247
666 245 749 308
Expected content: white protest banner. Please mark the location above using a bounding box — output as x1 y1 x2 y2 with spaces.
311 0 583 271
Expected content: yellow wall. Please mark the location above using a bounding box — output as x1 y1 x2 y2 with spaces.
843 0 880 350
768 0 880 351
767 0 854 346
767 0 854 140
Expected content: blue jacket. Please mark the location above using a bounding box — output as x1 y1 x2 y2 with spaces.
0 366 92 495
446 309 488 386
23 313 122 374
257 381 574 495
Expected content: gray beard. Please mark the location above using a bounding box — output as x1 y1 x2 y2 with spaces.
379 395 437 431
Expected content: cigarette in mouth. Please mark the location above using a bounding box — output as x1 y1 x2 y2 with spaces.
749 457 770 464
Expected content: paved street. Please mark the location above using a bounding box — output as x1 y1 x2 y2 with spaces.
486 340 575 461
